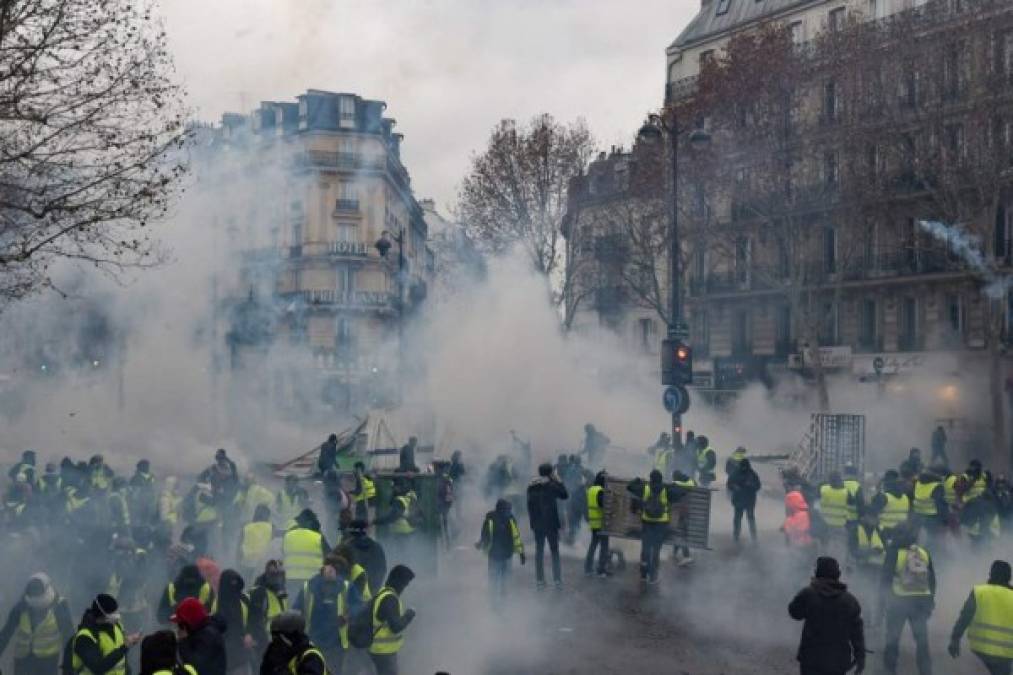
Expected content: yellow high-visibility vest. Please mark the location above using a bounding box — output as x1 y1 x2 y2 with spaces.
944 475 960 505
287 647 325 674
350 564 372 601
641 484 670 524
965 475 988 501
12 604 64 658
967 584 1013 659
892 546 932 597
843 479 861 522
240 521 274 568
819 485 849 528
303 579 349 649
913 480 941 516
879 493 910 529
166 582 212 610
855 526 885 567
71 624 125 675
586 485 604 530
356 476 376 503
370 587 405 655
389 493 417 535
282 528 324 582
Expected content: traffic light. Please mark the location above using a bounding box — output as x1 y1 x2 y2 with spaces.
661 339 693 386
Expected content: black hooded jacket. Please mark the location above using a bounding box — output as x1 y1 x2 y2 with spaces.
344 531 387 594
178 618 227 675
526 477 568 532
788 578 866 672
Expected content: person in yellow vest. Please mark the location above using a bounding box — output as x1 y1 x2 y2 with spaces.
878 526 936 675
71 594 142 675
842 464 864 527
964 460 993 503
294 554 351 671
87 455 114 496
870 470 911 544
276 476 310 531
374 481 419 564
0 573 74 675
238 504 276 580
583 471 609 577
237 473 275 524
369 565 416 675
249 560 288 658
261 611 327 675
694 436 717 487
476 498 526 607
912 469 948 545
159 476 182 531
352 462 376 523
625 470 689 586
108 478 131 534
949 560 1013 675
283 509 330 599
332 541 374 604
724 446 747 478
818 472 851 559
158 564 215 624
139 629 198 675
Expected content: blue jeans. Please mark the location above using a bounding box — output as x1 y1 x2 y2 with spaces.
488 556 511 606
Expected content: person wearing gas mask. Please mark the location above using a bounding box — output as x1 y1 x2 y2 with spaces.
70 594 142 675
0 573 74 674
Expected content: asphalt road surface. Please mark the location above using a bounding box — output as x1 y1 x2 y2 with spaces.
397 492 1003 675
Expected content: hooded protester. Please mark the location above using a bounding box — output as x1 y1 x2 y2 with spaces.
172 596 226 675
0 573 74 674
783 489 814 548
140 630 196 675
260 612 325 675
788 556 866 675
248 560 288 657
340 520 387 597
369 565 416 675
214 569 253 675
159 564 215 624
71 594 142 675
476 498 525 607
727 458 761 543
526 463 568 589
949 560 1013 675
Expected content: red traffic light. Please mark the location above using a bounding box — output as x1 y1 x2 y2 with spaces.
676 345 690 362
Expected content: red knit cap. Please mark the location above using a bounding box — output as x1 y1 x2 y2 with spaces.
170 597 208 631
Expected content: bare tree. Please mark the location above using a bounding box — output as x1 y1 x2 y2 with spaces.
458 114 594 306
0 0 188 304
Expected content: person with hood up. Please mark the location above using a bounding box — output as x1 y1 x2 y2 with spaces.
783 488 814 549
788 556 866 675
214 569 254 675
260 612 326 675
949 560 1013 675
526 463 568 590
282 509 330 599
71 594 142 675
584 471 610 577
369 565 416 675
340 520 387 597
476 498 525 607
625 469 688 586
728 458 762 544
0 573 74 674
172 597 226 675
159 564 215 624
140 629 196 675
248 560 287 657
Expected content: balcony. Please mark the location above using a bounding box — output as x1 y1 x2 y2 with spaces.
301 150 385 171
334 199 360 213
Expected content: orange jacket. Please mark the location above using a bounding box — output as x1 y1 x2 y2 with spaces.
783 490 813 546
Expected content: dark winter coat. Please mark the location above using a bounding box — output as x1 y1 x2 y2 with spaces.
344 531 387 594
788 578 866 672
727 464 762 509
526 477 568 533
179 618 227 675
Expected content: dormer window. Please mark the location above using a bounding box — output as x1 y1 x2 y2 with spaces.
339 96 355 129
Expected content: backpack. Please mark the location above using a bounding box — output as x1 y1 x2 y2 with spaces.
643 486 666 520
347 593 381 649
899 545 930 593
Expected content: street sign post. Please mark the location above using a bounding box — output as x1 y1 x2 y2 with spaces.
663 385 690 415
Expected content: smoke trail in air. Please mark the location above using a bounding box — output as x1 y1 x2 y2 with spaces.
917 220 1013 298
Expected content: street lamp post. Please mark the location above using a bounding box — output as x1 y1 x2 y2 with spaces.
375 226 406 404
648 111 711 446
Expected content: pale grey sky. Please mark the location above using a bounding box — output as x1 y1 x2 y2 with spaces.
159 0 698 211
